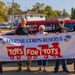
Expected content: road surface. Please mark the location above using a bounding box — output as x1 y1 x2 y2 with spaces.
1 61 75 75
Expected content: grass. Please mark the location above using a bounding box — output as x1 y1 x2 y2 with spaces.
0 29 15 32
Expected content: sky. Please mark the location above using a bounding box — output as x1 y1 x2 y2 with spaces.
1 0 75 14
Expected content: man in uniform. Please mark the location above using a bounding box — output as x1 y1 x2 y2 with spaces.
16 18 32 72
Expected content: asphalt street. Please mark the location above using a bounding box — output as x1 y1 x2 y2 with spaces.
0 60 75 75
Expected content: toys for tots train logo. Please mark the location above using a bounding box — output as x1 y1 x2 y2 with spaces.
6 46 24 60
38 42 62 59
26 42 62 59
6 42 62 60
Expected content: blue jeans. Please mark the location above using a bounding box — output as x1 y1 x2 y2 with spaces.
38 60 47 66
74 60 75 70
54 59 68 71
0 62 2 72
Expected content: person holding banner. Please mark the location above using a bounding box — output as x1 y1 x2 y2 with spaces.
16 18 32 72
72 26 75 31
54 20 69 73
36 25 48 72
72 26 75 73
0 31 3 73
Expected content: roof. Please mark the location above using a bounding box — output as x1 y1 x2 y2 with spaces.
14 10 46 15
46 16 70 20
47 16 70 19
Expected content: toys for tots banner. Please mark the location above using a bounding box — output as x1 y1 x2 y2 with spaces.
0 32 75 61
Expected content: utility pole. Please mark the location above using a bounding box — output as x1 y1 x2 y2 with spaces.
11 0 14 31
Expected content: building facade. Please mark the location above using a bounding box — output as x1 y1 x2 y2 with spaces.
8 10 46 24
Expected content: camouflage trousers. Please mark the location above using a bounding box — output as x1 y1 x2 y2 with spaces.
18 61 31 66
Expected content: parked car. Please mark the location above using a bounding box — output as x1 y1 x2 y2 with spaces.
0 24 6 29
10 24 18 29
6 24 11 29
5 20 75 64
5 20 75 35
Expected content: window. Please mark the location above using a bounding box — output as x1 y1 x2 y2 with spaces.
65 23 75 32
21 15 22 18
55 24 60 29
30 15 33 17
18 15 20 18
25 15 26 18
40 15 43 18
44 24 52 31
14 16 16 18
27 24 37 31
53 23 75 32
44 24 60 32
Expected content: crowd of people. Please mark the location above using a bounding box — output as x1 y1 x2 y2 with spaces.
0 18 75 73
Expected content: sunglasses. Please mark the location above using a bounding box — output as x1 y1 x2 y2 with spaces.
40 29 44 30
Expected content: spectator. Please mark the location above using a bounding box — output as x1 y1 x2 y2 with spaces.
16 18 32 72
54 20 69 73
36 25 48 72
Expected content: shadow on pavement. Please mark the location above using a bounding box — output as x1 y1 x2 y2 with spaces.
1 70 70 75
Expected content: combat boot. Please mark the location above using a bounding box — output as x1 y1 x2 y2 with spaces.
16 66 22 72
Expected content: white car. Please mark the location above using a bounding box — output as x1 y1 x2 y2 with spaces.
0 24 6 29
6 24 11 29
